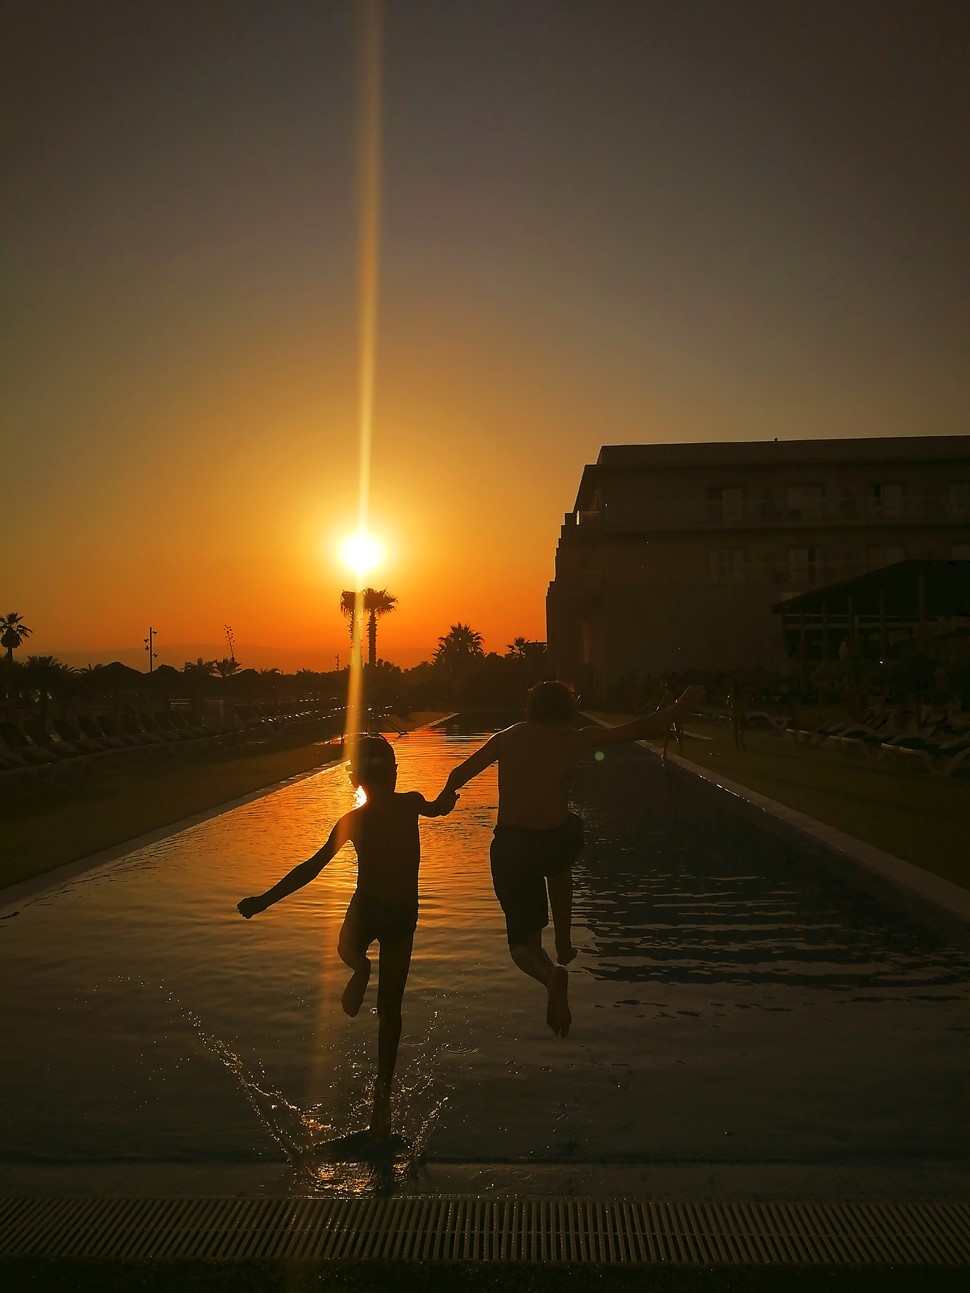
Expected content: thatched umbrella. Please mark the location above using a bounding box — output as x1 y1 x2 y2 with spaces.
87 661 147 713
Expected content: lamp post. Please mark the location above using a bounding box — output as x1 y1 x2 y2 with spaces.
144 626 157 673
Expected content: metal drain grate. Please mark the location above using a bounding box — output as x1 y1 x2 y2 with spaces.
1 1196 968 1264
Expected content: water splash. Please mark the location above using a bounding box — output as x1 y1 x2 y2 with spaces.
163 985 449 1197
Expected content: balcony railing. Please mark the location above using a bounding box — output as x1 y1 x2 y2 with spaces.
556 556 902 593
573 496 967 531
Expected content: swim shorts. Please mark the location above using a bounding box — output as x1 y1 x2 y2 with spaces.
489 813 585 945
343 891 418 947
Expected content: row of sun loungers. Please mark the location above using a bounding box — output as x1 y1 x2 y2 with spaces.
788 707 970 776
0 703 345 795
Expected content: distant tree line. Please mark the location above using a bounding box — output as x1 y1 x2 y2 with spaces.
6 594 970 723
0 606 554 719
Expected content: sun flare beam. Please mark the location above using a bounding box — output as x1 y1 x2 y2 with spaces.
312 2 386 1099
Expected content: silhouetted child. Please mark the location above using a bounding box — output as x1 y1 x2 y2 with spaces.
237 735 455 1137
439 680 704 1038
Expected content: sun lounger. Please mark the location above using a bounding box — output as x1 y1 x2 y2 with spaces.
742 710 790 731
77 715 127 750
0 735 34 770
53 717 112 756
136 711 185 744
23 719 85 761
927 727 970 776
0 721 58 765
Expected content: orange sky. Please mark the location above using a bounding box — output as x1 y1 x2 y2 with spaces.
4 2 968 671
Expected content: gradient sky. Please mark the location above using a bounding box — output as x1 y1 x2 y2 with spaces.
3 0 968 670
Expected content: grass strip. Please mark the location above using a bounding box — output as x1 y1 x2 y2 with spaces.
646 720 969 891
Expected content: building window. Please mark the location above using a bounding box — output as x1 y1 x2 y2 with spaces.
788 546 824 582
948 481 970 514
867 482 903 516
868 545 905 568
708 548 746 583
707 486 744 521
784 484 825 519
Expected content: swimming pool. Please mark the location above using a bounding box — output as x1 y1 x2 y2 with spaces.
2 724 968 1199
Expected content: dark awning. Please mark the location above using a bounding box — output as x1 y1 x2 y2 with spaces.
772 560 970 618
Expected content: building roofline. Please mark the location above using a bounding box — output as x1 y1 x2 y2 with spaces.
571 435 970 510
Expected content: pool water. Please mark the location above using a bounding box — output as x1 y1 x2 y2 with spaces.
1 725 968 1197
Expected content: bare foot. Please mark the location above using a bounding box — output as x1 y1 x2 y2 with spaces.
340 957 371 1017
370 1080 391 1137
555 938 578 966
546 965 571 1037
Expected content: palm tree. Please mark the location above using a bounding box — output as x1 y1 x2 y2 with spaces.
362 588 397 666
24 655 76 722
434 623 484 664
183 658 217 678
433 623 485 705
505 637 547 666
341 588 397 666
215 657 240 678
340 589 362 664
1 612 31 663
257 667 282 698
433 623 485 672
504 637 550 693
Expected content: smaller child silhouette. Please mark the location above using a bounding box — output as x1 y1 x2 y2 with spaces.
237 734 455 1136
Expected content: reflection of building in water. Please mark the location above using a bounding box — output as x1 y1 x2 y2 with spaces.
547 436 970 701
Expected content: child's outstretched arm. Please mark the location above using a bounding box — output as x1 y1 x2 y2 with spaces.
237 813 353 918
575 685 706 750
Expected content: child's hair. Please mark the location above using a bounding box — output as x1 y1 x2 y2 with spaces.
526 680 575 724
350 734 397 791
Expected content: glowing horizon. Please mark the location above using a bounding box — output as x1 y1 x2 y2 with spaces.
6 5 964 676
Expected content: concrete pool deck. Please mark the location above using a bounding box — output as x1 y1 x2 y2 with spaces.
3 1156 970 1204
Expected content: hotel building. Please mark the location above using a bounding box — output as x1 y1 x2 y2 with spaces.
546 436 970 701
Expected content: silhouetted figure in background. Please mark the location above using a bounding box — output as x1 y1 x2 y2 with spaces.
728 683 747 749
237 735 454 1137
657 678 684 757
440 680 704 1037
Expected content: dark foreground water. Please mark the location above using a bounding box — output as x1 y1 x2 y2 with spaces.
1 724 968 1197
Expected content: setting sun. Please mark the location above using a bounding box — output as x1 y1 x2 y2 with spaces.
338 528 386 582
